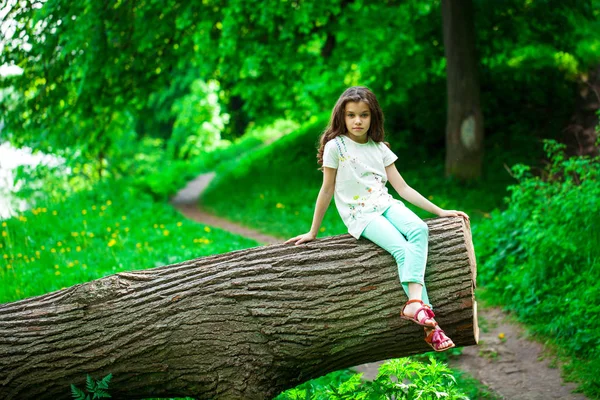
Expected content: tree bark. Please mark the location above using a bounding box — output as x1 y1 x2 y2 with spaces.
0 217 478 399
442 0 485 180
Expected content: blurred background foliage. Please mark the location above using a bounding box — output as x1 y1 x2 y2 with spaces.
2 0 599 188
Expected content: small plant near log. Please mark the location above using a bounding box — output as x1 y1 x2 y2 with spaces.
277 357 469 399
70 373 112 400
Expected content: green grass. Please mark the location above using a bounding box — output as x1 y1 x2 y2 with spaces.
0 179 259 303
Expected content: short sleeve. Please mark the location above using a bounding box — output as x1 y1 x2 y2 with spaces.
379 142 398 166
323 140 339 169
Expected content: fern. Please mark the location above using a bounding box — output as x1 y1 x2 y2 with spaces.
70 373 112 400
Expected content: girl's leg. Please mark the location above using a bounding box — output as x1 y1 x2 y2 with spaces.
362 208 454 350
380 202 431 306
361 209 429 306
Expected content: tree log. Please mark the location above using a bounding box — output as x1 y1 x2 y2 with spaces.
0 217 478 399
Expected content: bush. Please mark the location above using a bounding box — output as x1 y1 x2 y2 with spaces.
276 357 470 400
474 139 600 397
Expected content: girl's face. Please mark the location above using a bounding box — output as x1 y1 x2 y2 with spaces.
344 101 371 143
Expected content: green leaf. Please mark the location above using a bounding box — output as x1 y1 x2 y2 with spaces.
70 384 87 400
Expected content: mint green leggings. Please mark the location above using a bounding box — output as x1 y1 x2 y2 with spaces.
360 202 431 307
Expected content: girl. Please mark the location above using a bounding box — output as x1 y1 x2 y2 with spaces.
284 86 469 352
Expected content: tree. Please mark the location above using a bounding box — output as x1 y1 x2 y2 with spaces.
0 217 478 399
441 0 485 180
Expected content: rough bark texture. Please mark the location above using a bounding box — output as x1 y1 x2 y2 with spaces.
0 217 478 399
442 0 485 180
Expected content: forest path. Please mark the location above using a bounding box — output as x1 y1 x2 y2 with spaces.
171 172 586 400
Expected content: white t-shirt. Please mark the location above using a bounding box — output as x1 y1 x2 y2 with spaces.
323 135 401 239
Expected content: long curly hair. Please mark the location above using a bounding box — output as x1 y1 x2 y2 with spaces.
317 86 387 167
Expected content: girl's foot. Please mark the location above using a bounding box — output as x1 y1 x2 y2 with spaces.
424 326 455 352
401 299 437 328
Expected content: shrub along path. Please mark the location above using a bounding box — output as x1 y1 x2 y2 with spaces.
171 172 587 400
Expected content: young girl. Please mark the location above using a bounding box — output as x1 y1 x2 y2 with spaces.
285 86 469 352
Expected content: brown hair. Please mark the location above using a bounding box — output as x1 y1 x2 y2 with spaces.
317 86 387 167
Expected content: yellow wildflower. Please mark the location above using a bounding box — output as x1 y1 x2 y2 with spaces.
177 222 182 227
71 232 79 237
92 205 97 210
121 216 127 220
124 227 129 232
81 210 87 215
2 254 7 259
163 230 170 236
17 253 22 258
1 231 7 237
35 251 40 257
41 245 45 250
52 211 58 216
1 222 6 227
115 222 120 227
51 248 56 253
19 216 27 222
276 203 285 209
107 239 117 247
57 241 62 247
204 226 211 233
55 270 61 276
320 227 326 232
160 224 165 229
68 262 74 268
100 205 106 211
76 246 81 252
153 224 158 228
54 265 59 269
88 233 95 238
42 208 47 212
136 243 142 248
106 227 112 232
106 200 112 206
259 193 265 200
82 264 87 269
498 332 505 339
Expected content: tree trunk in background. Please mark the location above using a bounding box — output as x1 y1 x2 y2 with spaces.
442 0 485 180
563 64 600 157
0 217 478 400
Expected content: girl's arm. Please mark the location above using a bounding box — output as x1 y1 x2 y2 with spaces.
385 163 469 220
285 167 336 245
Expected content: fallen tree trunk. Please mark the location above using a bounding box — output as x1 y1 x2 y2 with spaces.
0 216 478 399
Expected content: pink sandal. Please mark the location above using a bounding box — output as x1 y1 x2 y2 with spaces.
425 327 456 352
400 299 437 328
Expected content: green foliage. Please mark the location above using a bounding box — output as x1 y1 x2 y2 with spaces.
3 0 598 177
0 177 259 303
276 357 470 400
167 79 230 159
474 139 600 397
71 373 112 400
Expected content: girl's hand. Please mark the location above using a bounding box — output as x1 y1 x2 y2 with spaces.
438 209 470 221
284 232 317 245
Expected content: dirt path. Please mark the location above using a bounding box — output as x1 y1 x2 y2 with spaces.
171 172 587 400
